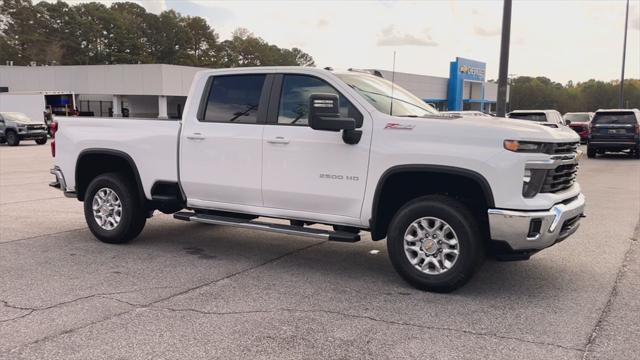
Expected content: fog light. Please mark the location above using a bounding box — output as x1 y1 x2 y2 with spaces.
522 168 547 198
527 218 542 238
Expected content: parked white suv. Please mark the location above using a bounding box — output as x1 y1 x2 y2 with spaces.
50 67 585 292
508 109 566 127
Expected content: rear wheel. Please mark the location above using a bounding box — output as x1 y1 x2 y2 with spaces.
587 146 596 158
35 137 47 145
6 131 19 146
83 173 146 244
633 145 640 159
386 195 484 293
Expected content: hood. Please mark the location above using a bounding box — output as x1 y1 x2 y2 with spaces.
13 119 37 125
453 115 580 143
1 113 38 125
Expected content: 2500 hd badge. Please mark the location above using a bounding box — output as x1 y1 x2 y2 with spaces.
320 174 360 181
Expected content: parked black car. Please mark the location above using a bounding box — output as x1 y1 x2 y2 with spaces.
587 109 640 159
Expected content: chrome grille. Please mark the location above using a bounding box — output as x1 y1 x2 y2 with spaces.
26 124 46 131
541 163 578 193
550 142 579 155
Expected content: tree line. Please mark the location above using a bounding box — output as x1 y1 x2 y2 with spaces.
1 0 637 113
506 76 639 113
0 0 315 67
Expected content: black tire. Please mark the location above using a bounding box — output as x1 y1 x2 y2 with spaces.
387 195 484 293
35 137 47 145
587 146 596 158
6 131 19 146
633 146 640 159
83 173 146 244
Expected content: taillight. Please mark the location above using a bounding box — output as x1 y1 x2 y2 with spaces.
49 121 58 137
50 121 58 157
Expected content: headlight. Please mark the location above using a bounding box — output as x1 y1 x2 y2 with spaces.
504 140 545 153
522 168 547 198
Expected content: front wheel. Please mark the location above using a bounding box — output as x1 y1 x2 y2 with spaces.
35 137 47 145
6 131 19 146
83 173 146 244
387 195 484 293
587 146 596 158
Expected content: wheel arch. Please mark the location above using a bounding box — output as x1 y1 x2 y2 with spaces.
75 149 145 203
369 164 495 241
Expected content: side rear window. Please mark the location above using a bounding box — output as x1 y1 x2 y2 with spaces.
592 112 637 125
202 74 266 124
277 74 362 127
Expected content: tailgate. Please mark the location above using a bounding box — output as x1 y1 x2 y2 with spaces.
590 112 638 142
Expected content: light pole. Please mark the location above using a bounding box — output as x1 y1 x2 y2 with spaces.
496 0 512 117
619 0 630 108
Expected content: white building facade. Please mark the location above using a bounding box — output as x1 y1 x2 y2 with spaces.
0 59 502 119
0 64 200 119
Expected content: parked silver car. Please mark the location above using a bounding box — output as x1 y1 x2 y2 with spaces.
0 112 48 146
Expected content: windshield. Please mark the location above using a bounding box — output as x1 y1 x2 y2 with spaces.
509 112 547 122
335 73 439 117
592 112 637 125
0 112 34 123
564 113 590 122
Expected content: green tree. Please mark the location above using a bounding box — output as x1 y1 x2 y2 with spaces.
109 2 153 64
0 0 50 65
153 10 190 65
72 2 117 64
219 28 314 67
0 0 312 67
182 16 218 66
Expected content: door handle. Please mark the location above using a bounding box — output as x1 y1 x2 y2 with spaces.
267 136 290 144
186 133 205 140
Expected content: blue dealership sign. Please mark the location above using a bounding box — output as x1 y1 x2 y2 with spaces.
447 57 486 111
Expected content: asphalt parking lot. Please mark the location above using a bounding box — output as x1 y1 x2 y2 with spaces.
1 143 638 360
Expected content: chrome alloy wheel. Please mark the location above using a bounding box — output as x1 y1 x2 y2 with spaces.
403 217 460 275
92 187 122 231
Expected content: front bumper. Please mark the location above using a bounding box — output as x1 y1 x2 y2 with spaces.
50 166 76 198
487 193 586 251
18 129 47 140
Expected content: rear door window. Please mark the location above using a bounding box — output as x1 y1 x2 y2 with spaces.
592 112 637 125
202 74 266 124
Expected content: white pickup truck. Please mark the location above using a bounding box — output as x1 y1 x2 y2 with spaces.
50 67 585 292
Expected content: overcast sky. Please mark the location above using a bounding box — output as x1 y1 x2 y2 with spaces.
65 0 640 83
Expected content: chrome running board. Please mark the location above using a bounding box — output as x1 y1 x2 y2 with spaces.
173 211 360 242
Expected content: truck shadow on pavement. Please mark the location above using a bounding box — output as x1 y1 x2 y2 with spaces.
124 218 579 300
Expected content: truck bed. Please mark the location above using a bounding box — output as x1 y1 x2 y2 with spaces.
54 117 181 199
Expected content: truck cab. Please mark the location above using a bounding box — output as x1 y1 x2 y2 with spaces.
50 67 586 292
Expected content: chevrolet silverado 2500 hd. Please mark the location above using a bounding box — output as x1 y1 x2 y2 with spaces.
50 67 586 292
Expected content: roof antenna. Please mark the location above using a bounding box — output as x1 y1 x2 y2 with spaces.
390 51 396 116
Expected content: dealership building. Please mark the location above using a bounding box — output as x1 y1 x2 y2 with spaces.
0 57 501 119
